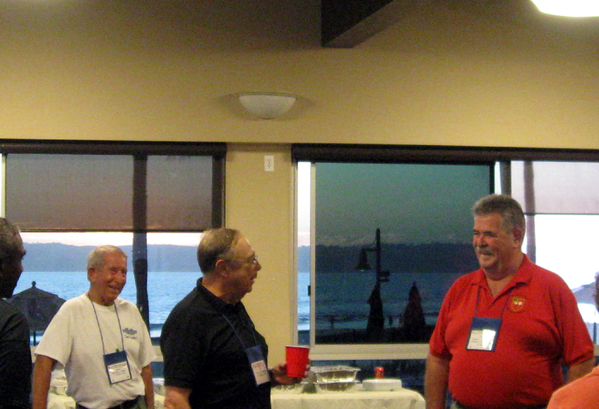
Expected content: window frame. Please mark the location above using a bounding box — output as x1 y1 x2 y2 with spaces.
1 139 226 329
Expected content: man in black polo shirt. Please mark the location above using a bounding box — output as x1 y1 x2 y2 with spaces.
160 228 302 409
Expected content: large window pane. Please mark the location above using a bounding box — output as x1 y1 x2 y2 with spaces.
526 214 599 342
14 232 204 342
146 232 201 338
3 142 224 345
14 232 134 344
312 162 491 344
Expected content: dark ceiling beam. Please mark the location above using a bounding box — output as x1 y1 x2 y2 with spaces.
322 0 433 48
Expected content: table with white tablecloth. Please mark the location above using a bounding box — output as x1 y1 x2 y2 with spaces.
271 388 425 409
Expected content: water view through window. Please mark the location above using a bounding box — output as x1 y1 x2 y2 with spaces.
302 161 492 345
298 161 599 346
14 232 201 342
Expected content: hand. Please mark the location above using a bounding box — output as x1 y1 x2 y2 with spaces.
270 362 310 385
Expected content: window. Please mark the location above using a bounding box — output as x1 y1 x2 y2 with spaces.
510 160 599 343
294 145 599 362
2 141 225 343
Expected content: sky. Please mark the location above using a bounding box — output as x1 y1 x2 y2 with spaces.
299 161 490 247
21 232 202 247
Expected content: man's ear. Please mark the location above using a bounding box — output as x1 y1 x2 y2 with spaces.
87 267 96 283
512 227 525 246
214 259 229 277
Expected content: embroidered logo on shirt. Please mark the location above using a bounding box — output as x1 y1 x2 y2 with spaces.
123 328 138 339
508 295 526 313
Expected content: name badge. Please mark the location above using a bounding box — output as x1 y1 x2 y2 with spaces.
104 350 132 385
246 345 270 386
467 317 501 351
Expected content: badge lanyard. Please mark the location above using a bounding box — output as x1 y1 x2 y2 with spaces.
221 310 270 386
466 286 513 352
90 298 133 385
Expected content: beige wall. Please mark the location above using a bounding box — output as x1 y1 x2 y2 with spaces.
225 144 295 363
2 1 599 148
2 0 599 362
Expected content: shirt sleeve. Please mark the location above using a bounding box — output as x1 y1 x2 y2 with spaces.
551 276 594 366
428 285 454 360
34 302 73 367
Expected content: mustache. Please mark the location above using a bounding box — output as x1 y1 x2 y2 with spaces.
475 246 494 255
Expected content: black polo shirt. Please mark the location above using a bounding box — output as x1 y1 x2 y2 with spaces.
161 279 271 409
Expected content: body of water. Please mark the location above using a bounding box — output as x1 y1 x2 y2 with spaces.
15 270 455 331
298 271 462 331
13 271 199 327
14 270 598 342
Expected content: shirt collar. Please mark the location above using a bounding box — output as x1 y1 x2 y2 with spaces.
472 254 532 291
197 277 243 313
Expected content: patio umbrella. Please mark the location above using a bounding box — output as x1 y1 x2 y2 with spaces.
366 280 384 341
402 282 426 342
7 281 66 344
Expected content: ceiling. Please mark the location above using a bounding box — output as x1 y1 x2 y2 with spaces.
322 0 599 47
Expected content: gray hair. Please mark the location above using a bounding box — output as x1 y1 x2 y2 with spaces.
197 228 241 274
472 194 526 235
87 245 127 270
0 218 23 260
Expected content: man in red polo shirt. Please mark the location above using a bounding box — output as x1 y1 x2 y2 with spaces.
425 194 594 409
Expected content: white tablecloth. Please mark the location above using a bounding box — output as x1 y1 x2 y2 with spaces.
271 388 425 409
47 393 75 409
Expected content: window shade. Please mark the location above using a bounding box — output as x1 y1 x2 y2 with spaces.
146 156 214 231
6 152 221 232
6 154 134 231
511 161 599 215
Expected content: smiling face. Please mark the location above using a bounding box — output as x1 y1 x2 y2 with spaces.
88 251 127 306
473 213 524 279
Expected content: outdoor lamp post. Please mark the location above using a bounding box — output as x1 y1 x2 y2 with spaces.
356 228 390 284
356 228 390 340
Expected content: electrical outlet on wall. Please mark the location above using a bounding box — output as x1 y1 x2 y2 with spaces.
264 155 274 172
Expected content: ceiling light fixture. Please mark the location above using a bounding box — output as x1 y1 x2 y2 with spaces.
531 0 599 17
238 92 296 119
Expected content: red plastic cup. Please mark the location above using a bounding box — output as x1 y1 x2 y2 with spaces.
285 345 310 378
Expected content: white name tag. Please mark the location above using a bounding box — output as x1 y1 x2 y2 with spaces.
246 345 270 386
104 351 132 385
467 328 498 351
251 360 270 386
466 317 501 352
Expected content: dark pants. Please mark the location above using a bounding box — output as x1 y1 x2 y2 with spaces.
76 396 146 409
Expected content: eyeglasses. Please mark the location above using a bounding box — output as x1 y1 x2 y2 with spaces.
226 255 259 267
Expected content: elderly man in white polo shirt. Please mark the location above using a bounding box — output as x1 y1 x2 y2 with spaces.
32 245 155 409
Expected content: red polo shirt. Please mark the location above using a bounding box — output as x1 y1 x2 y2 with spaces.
429 256 594 409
